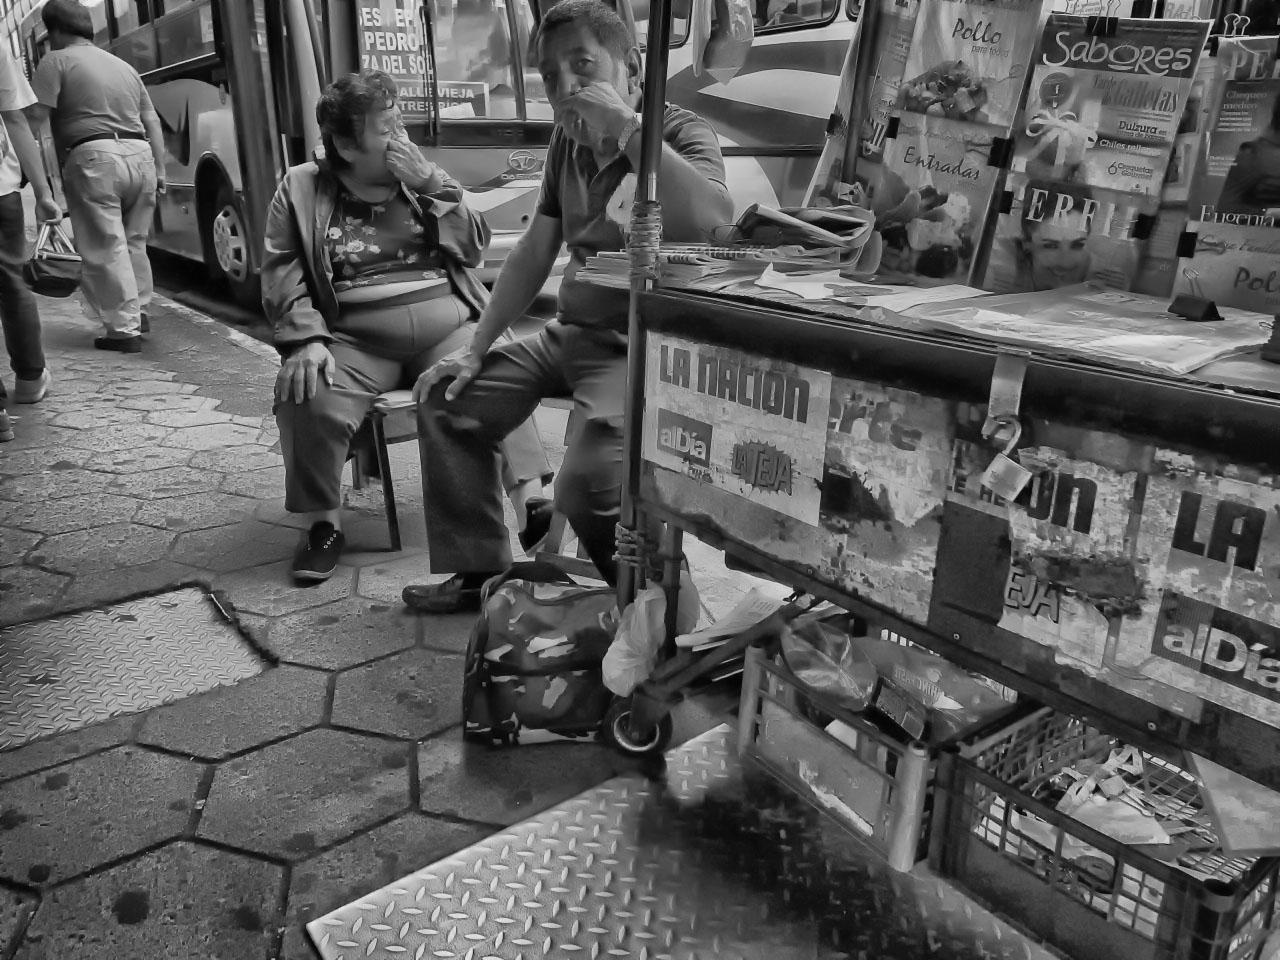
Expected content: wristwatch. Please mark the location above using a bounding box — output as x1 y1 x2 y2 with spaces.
616 115 642 156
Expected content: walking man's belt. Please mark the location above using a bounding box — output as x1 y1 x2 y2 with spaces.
67 132 148 152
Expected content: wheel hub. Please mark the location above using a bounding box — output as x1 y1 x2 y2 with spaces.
211 205 248 282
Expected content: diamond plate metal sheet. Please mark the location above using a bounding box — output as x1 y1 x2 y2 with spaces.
0 587 264 750
309 727 1058 960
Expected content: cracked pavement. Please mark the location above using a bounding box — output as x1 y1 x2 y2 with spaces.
0 292 744 959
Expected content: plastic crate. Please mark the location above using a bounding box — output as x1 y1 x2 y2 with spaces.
931 706 1280 960
736 645 1023 872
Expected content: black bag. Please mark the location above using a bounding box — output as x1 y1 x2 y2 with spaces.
462 561 619 745
23 222 81 298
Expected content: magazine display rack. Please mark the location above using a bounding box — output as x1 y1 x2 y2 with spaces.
612 0 1280 797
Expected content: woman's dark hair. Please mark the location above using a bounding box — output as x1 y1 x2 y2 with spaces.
42 0 95 41
316 69 398 171
1020 179 1095 237
529 0 635 62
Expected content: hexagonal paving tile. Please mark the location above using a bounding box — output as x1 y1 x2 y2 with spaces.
51 406 150 431
213 561 354 617
144 407 231 429
63 423 173 453
84 446 195 474
132 491 257 532
0 746 201 885
99 377 182 397
0 567 70 626
162 422 263 451
0 446 94 475
30 523 176 575
264 599 418 670
53 559 207 614
417 612 476 654
251 498 310 531
0 494 138 535
353 555 434 603
188 444 280 474
0 468 119 503
218 466 286 500
117 394 215 413
137 665 327 760
15 841 282 960
417 737 627 827
330 649 463 740
0 527 41 566
197 728 410 860
108 465 221 499
0 713 141 785
279 813 488 960
169 521 297 574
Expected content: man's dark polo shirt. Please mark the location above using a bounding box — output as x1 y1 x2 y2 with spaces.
537 103 726 333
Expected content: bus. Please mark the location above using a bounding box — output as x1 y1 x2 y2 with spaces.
17 0 855 308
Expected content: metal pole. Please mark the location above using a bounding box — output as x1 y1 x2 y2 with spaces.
618 0 674 608
284 0 324 154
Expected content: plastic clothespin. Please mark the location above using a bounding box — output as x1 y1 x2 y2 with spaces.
1088 0 1121 35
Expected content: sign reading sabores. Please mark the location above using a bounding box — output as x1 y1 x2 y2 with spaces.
356 0 431 122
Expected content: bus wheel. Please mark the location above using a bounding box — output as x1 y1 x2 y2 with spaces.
205 182 260 310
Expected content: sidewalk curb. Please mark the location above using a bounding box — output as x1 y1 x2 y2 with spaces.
152 293 279 365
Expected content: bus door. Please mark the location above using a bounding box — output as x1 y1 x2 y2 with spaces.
330 0 553 277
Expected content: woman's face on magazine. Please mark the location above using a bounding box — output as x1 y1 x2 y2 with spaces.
1022 214 1091 291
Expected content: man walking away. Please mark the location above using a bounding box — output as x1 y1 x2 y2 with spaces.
28 0 166 354
0 41 61 441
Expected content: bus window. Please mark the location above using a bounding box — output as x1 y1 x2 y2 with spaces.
431 0 520 119
158 0 196 12
755 0 839 30
154 1 217 65
629 0 693 46
111 0 156 35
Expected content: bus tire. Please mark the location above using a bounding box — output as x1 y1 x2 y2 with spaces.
203 180 260 310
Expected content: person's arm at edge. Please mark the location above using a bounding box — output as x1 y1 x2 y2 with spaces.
138 87 166 190
621 116 732 242
2 109 57 217
468 211 563 356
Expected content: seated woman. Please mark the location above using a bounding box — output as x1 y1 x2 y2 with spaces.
263 69 552 583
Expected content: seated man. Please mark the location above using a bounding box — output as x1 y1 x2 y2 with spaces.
403 0 733 612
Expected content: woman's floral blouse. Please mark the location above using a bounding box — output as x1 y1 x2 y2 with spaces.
327 187 448 291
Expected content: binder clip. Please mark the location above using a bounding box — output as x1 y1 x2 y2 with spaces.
1262 321 1280 365
1088 14 1119 36
989 137 1014 168
1169 294 1222 323
884 116 901 140
1170 268 1221 322
1133 213 1156 240
979 352 1033 502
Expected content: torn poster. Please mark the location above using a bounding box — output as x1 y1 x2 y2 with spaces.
643 333 831 524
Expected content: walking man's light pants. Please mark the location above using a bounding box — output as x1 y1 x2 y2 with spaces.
61 139 156 338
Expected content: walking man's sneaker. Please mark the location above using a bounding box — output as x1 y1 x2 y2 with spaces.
519 497 555 554
293 521 345 582
13 370 50 404
0 410 13 443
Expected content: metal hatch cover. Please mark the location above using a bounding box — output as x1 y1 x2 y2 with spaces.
0 586 264 751
308 726 1053 960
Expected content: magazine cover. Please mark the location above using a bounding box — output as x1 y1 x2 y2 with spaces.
1012 15 1213 197
1161 51 1216 205
871 114 1004 283
895 0 1046 131
979 172 1156 292
1185 77 1280 223
1051 0 1212 15
1132 204 1187 296
1172 222 1280 314
853 0 921 169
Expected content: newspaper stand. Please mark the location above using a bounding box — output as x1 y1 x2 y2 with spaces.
608 0 1280 954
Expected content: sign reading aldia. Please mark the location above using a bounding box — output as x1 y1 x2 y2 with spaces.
659 343 812 423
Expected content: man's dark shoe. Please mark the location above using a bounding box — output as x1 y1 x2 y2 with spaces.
293 521 345 582
402 572 498 613
94 335 142 353
140 311 150 334
519 497 554 554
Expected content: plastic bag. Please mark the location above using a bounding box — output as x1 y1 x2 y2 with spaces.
602 571 700 696
853 635 1014 739
781 613 877 712
691 0 754 84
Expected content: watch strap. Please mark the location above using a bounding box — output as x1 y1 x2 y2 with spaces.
616 115 642 155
